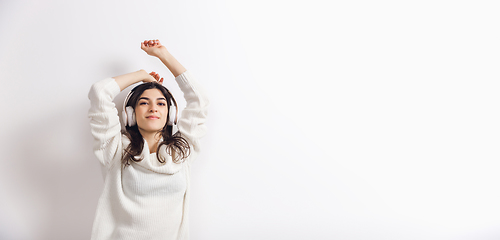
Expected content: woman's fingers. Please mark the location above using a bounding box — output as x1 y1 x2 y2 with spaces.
149 71 163 82
142 39 161 47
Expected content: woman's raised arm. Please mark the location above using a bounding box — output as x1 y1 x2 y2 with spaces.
113 69 162 91
141 39 187 78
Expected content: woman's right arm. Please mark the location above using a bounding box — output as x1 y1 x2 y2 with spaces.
113 69 162 91
88 70 160 168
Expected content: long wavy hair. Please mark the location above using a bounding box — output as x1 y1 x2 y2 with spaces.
121 81 190 166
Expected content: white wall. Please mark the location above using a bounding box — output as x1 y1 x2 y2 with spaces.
1 0 499 239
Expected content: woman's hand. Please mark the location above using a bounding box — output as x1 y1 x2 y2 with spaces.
141 70 164 84
141 39 168 58
141 39 187 78
149 71 164 84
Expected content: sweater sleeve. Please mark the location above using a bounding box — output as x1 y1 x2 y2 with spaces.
88 78 123 169
174 70 209 165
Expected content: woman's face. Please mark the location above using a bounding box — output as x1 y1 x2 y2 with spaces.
134 89 168 133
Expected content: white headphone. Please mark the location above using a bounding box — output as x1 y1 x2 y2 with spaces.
122 84 178 127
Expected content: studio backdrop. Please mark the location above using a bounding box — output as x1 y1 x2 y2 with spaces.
0 0 499 239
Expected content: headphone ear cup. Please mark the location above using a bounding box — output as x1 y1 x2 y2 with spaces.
167 105 176 126
125 106 136 126
122 109 128 126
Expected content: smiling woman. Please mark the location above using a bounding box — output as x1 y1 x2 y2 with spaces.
87 39 209 240
121 80 190 166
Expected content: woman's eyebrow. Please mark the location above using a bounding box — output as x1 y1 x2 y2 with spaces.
139 97 166 101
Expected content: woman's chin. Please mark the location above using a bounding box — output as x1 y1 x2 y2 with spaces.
138 125 165 134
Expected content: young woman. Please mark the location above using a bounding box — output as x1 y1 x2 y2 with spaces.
88 39 209 240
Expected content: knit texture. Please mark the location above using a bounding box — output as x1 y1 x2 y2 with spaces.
88 70 209 240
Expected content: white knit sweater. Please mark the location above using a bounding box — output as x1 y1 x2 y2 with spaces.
88 70 208 240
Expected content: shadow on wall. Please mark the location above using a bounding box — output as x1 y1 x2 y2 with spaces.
1 102 104 240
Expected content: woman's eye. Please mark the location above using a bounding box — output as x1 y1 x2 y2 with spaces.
158 102 166 106
139 102 148 105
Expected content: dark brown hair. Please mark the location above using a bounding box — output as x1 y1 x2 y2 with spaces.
121 81 190 166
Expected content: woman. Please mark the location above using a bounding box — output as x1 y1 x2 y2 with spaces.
88 39 209 240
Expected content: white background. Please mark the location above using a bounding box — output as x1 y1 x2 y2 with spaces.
0 0 499 239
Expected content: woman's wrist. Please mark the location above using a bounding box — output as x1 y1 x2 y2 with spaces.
158 53 186 77
138 69 149 79
114 69 150 91
156 49 171 61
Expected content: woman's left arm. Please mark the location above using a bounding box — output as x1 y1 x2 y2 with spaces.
142 39 209 164
174 71 209 164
